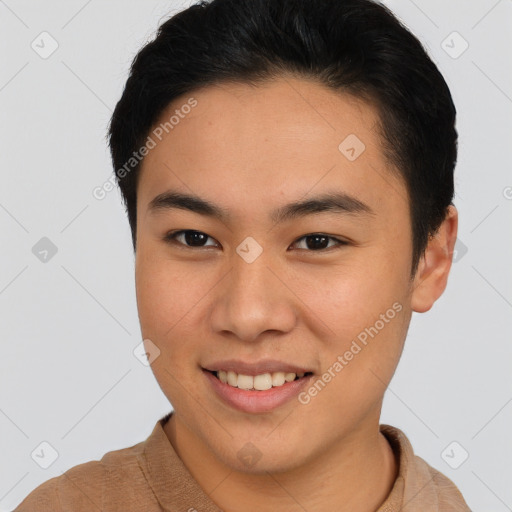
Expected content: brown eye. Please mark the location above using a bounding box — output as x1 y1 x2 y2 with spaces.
164 230 218 248
163 230 347 252
292 234 347 251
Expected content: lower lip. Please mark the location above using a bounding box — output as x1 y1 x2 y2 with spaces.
203 369 314 414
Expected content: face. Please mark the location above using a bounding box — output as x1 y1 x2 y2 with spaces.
134 76 421 473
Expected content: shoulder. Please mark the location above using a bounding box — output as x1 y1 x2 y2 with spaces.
380 424 472 511
13 437 151 512
416 456 472 511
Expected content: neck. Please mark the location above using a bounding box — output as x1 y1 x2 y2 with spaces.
164 412 398 512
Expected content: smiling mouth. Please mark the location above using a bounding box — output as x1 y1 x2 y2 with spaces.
205 369 314 391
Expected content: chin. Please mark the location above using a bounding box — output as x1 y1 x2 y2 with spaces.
213 433 311 475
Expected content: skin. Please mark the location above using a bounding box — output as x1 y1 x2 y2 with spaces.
134 75 458 512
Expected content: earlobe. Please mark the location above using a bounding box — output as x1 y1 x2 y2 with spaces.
411 205 458 313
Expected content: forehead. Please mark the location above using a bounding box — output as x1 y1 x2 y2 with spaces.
137 76 408 221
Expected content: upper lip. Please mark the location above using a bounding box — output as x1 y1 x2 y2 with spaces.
203 359 313 376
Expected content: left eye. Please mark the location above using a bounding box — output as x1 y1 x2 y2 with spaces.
164 230 347 252
293 234 347 251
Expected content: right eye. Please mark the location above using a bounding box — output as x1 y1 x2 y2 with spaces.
163 230 219 249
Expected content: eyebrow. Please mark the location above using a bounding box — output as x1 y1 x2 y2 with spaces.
148 189 375 224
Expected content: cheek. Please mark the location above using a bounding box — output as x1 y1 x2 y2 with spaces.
135 250 196 343
302 291 408 429
296 256 407 336
135 253 208 400
295 251 410 388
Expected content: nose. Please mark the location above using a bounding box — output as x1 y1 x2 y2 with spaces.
210 247 297 343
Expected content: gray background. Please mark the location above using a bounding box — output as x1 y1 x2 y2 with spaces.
1 0 511 510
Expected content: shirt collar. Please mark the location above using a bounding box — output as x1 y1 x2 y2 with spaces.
139 413 463 511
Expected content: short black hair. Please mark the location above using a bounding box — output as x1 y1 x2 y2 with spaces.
107 0 457 277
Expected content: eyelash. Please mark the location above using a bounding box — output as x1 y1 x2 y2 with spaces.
163 230 348 253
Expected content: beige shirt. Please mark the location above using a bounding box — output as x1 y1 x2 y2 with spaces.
14 412 471 511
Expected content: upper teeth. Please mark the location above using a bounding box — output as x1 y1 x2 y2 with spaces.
217 370 306 391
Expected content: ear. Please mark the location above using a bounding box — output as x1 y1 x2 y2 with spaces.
411 205 458 313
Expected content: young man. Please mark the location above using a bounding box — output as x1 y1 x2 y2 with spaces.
14 0 471 510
